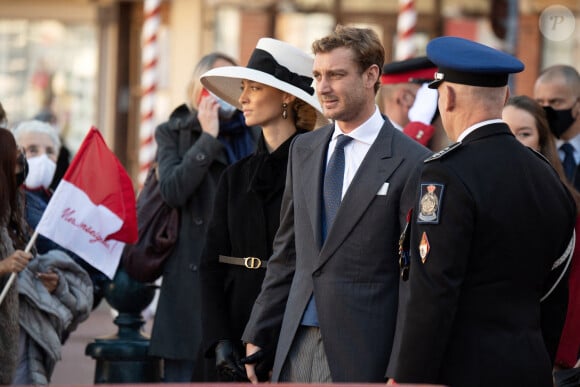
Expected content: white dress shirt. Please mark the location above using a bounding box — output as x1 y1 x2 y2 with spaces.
327 106 384 199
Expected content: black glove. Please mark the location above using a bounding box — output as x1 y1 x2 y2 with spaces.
215 339 248 382
240 348 273 382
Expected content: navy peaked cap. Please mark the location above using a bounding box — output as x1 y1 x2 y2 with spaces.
426 36 524 89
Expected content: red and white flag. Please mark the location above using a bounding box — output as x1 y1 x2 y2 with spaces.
37 127 138 278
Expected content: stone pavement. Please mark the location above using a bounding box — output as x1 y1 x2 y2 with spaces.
51 301 154 385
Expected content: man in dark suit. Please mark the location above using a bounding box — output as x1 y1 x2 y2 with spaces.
240 25 431 383
390 36 577 387
534 65 580 191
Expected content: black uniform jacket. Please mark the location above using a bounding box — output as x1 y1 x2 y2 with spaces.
392 123 577 387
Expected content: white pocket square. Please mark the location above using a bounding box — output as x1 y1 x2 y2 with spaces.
377 182 390 196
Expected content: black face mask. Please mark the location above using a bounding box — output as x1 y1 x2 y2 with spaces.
15 152 29 187
544 106 576 138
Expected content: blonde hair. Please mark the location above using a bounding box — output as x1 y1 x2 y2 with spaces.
187 52 237 110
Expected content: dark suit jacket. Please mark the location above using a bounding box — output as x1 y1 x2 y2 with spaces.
242 120 431 382
391 123 576 387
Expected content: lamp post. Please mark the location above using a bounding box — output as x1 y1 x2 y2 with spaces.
85 266 161 383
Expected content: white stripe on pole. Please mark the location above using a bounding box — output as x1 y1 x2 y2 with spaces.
139 0 162 186
396 0 417 60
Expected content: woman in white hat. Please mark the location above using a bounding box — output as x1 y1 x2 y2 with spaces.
198 38 326 382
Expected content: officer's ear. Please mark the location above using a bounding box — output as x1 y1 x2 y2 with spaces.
442 84 456 112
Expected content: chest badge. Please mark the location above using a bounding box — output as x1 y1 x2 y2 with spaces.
419 232 430 263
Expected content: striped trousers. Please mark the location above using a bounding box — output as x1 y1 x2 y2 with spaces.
279 326 332 383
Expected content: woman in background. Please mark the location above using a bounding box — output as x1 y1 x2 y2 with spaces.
149 52 259 382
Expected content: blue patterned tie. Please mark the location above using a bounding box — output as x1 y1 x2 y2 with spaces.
561 143 576 182
322 134 353 241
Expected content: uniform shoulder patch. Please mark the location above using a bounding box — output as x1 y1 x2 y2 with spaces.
424 142 461 163
417 183 444 224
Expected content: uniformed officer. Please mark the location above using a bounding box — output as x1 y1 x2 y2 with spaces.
389 37 577 387
378 56 437 131
378 56 450 150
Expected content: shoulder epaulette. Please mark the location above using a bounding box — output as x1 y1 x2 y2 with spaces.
424 142 462 163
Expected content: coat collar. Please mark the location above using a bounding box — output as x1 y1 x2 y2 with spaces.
461 122 513 144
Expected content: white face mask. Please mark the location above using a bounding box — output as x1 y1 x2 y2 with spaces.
24 154 56 190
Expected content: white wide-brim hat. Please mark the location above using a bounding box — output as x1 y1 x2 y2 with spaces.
200 38 328 128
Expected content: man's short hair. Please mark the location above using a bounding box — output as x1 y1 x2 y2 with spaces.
312 25 385 92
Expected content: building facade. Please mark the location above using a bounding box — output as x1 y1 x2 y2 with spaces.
0 0 578 183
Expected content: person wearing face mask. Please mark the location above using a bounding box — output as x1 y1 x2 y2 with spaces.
148 52 260 383
13 120 61 254
12 120 107 312
534 65 580 191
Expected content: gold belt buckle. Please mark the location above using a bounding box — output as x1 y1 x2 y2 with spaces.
244 257 262 269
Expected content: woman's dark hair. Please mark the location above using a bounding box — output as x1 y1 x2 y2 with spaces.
0 127 29 248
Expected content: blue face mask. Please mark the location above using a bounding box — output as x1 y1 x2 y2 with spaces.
209 91 237 120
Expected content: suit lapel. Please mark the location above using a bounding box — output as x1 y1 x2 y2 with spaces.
296 126 333 249
317 121 402 269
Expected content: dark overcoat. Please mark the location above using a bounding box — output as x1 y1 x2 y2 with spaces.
148 105 229 361
242 120 431 382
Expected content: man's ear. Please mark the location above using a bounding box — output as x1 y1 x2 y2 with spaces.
443 85 455 112
399 89 415 108
365 64 380 89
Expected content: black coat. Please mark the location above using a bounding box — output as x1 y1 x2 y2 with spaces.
392 123 577 387
200 133 297 359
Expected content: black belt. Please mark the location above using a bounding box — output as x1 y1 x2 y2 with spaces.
218 255 267 269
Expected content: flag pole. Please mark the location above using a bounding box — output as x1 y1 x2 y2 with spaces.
0 230 38 306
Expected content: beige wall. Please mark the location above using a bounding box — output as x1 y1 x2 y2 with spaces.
167 0 204 110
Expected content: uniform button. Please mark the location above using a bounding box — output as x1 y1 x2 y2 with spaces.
194 217 203 226
189 264 198 271
195 153 206 162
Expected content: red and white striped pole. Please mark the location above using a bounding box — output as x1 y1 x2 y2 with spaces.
139 0 161 186
395 0 417 60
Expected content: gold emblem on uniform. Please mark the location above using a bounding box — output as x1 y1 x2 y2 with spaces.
417 183 444 224
419 232 430 263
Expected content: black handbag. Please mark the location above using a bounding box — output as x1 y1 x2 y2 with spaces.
122 164 179 282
